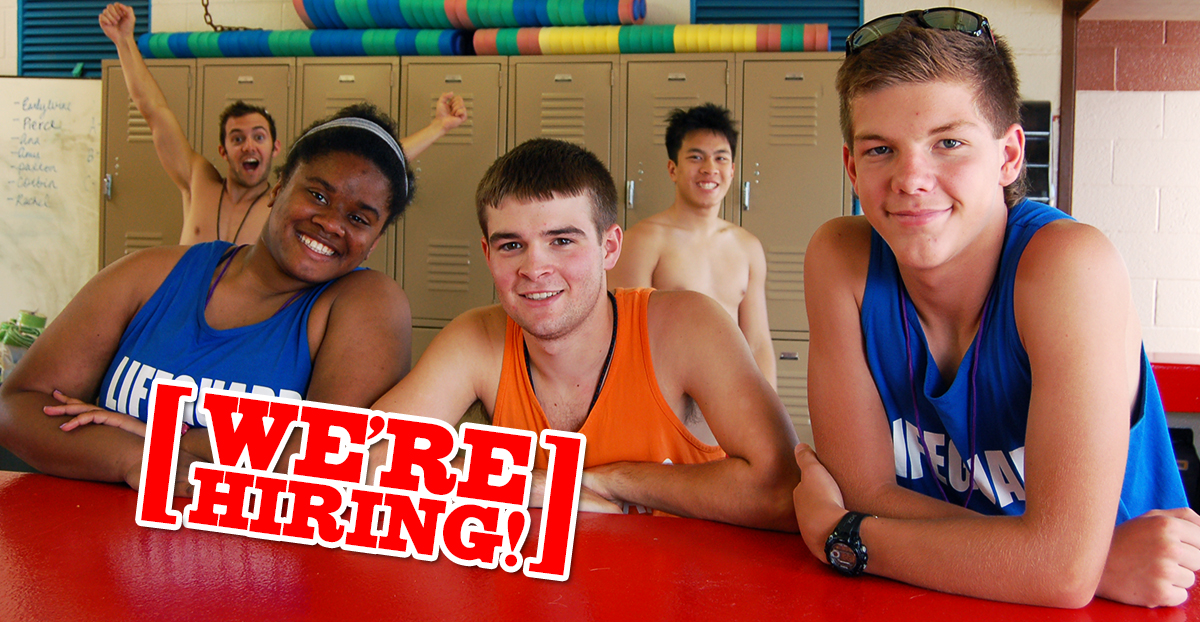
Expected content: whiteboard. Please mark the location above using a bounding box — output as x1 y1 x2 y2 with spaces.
0 77 102 326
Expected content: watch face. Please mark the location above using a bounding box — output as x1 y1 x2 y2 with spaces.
828 542 858 572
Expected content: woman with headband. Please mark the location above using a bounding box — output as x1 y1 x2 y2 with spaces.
0 104 413 494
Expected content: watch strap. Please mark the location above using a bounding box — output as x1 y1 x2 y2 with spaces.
824 511 870 576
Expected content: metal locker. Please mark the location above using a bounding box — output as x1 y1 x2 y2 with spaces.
620 55 732 229
401 58 507 327
776 339 812 447
296 57 401 278
509 57 616 169
198 58 295 174
736 54 845 338
100 59 195 266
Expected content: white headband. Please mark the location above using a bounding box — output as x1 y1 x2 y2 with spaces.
296 117 409 198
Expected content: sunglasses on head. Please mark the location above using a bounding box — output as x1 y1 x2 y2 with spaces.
846 7 995 55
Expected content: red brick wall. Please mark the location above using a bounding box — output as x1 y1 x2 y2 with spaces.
1077 21 1200 91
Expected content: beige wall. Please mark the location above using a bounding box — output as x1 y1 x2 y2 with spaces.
149 0 693 31
863 1 1063 122
0 0 16 76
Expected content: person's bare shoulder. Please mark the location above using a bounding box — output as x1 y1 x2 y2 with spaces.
645 289 731 339
610 214 673 289
441 304 509 353
1014 218 1135 345
1018 218 1122 277
106 245 191 299
623 212 674 248
805 215 873 302
317 267 406 302
726 223 766 260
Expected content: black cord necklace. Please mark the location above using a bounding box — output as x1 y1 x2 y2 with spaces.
216 181 271 243
525 292 618 415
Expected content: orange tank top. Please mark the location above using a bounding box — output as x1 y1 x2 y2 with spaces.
491 288 725 470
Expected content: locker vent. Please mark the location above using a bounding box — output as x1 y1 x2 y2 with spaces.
778 367 809 425
124 231 164 255
437 94 476 146
127 102 152 143
225 95 269 109
648 93 705 143
766 94 819 147
764 245 804 302
425 239 471 291
323 96 364 117
538 93 585 144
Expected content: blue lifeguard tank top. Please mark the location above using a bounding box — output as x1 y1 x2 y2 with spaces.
861 199 1185 522
98 242 334 427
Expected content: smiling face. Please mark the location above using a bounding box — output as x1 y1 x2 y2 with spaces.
219 113 282 188
668 130 735 211
844 80 1024 274
483 193 621 342
262 151 390 284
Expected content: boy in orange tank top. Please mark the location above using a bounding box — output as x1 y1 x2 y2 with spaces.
370 138 799 530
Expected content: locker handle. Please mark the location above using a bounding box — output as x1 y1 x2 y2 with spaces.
338 74 356 83
103 174 112 201
741 181 750 210
785 73 804 81
780 352 800 361
237 75 254 84
554 74 573 82
667 73 686 81
627 180 635 207
445 75 463 83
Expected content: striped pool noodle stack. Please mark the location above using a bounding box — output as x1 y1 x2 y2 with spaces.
294 0 645 29
473 23 830 55
137 29 472 58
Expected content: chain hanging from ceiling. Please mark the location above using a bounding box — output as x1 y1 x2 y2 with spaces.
201 0 258 31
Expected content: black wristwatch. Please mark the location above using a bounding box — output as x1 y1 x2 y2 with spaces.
824 511 870 577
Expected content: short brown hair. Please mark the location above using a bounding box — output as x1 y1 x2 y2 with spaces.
837 23 1026 207
219 100 277 144
476 138 618 238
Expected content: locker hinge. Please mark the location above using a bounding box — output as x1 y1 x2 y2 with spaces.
726 70 730 86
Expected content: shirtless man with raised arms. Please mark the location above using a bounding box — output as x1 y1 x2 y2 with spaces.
608 104 775 387
100 2 468 246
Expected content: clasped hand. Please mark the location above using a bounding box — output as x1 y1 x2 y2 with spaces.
45 389 199 496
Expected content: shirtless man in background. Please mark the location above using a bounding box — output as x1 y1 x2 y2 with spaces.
608 104 775 387
100 2 468 246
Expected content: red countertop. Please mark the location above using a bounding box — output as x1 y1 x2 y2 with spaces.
1152 353 1200 413
1 471 1197 621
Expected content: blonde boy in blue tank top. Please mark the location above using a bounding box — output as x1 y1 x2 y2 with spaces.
792 9 1200 608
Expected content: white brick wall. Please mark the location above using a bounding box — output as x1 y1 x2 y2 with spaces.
1074 91 1200 355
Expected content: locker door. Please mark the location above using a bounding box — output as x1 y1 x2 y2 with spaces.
402 60 506 326
198 59 294 173
101 59 195 266
510 58 614 169
738 58 843 337
296 58 400 277
621 57 730 229
776 339 812 447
